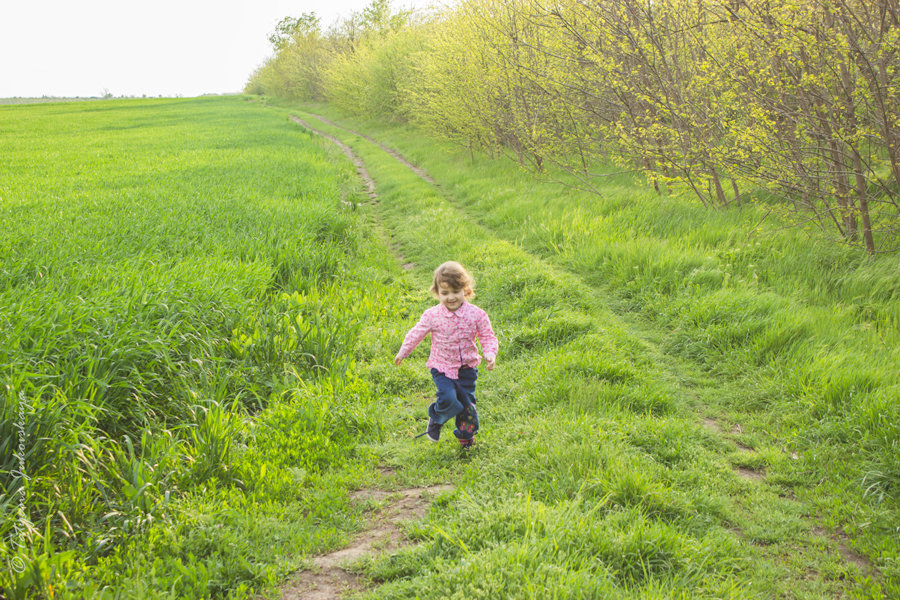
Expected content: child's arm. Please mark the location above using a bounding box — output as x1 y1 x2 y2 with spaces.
476 312 499 370
394 312 432 366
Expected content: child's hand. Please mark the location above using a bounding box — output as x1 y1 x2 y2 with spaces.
485 356 496 371
394 353 403 366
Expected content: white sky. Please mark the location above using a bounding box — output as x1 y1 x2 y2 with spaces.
0 0 418 98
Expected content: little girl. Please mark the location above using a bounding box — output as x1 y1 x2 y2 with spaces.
394 261 498 448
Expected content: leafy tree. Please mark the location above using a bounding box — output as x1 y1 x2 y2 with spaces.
247 12 330 100
701 0 900 252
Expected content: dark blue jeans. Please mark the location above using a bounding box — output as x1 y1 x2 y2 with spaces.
429 367 479 439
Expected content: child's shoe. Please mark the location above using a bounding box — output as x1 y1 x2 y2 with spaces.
458 436 474 449
425 418 442 442
454 403 479 438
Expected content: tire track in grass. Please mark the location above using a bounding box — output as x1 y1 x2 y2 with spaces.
289 115 415 271
290 115 376 203
307 113 437 185
292 109 878 592
259 115 454 599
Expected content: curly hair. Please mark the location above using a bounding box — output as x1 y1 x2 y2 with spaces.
430 261 475 298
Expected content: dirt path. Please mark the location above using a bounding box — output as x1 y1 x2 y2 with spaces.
281 114 453 598
278 483 453 600
289 115 377 202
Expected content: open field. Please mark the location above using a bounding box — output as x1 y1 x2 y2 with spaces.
1 96 898 598
0 96 399 598
1 98 114 105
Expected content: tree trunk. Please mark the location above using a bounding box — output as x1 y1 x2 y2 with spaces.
851 146 877 253
642 156 661 194
708 163 728 207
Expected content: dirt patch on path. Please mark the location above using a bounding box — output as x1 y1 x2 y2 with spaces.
278 484 453 600
701 417 722 433
812 525 876 578
734 466 765 481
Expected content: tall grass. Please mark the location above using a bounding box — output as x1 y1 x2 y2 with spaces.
0 97 390 597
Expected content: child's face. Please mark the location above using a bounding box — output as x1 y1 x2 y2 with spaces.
437 282 466 312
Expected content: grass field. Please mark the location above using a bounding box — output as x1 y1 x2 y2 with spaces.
1 95 898 598
0 96 400 598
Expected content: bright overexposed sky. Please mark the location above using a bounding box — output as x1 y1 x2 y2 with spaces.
0 0 419 98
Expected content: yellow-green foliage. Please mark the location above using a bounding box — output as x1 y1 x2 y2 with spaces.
251 0 900 252
326 25 426 118
401 3 503 150
246 13 331 99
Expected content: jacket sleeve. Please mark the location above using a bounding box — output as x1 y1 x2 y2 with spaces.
397 311 432 359
476 311 499 360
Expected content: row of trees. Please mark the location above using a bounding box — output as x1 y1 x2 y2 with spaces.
247 0 900 253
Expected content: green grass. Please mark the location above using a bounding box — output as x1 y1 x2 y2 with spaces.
2 94 898 598
0 97 401 598
292 100 900 502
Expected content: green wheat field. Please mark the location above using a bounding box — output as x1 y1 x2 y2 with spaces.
1 95 898 598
